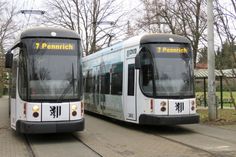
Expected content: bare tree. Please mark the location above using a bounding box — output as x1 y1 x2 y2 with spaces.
125 21 136 38
44 0 123 55
214 0 236 109
0 0 18 53
136 0 207 67
85 0 122 54
136 0 163 33
0 0 18 96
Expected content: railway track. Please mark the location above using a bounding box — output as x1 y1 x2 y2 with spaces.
78 114 236 157
2 96 236 157
23 133 101 157
11 114 236 157
24 134 36 157
111 121 236 157
71 134 102 157
139 125 236 157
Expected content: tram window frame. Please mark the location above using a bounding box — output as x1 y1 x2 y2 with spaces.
85 69 93 93
111 62 123 95
18 48 28 100
139 48 155 97
101 72 110 95
128 64 135 96
92 69 99 94
82 74 86 93
96 70 100 94
100 74 105 94
11 58 18 99
92 74 96 94
85 71 89 92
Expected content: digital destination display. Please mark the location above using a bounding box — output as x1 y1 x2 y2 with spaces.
156 47 188 54
34 42 75 50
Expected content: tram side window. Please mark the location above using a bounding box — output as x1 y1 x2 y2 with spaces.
93 75 96 94
11 59 17 98
82 74 86 92
92 70 99 94
85 70 93 93
96 72 100 93
140 50 154 97
111 62 123 95
101 72 110 94
128 64 135 96
18 50 28 100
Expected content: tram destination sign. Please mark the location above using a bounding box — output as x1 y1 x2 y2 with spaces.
34 42 75 51
156 47 188 54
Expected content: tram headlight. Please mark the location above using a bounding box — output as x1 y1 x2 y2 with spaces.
32 105 39 112
33 112 39 118
32 105 40 118
160 101 167 112
191 100 196 111
72 111 77 116
71 104 77 111
160 101 166 106
71 104 78 117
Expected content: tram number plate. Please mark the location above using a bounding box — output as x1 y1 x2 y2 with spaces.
175 102 185 113
49 106 62 118
169 100 189 115
42 103 69 121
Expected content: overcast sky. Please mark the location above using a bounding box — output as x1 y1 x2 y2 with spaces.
10 0 235 49
15 0 141 29
17 0 140 15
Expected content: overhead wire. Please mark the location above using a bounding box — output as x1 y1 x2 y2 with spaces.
19 0 27 29
108 1 143 41
25 0 35 28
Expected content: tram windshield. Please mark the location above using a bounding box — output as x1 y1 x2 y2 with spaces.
140 43 194 98
20 38 82 101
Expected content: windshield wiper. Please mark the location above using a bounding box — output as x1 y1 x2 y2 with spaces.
56 63 75 102
56 83 73 103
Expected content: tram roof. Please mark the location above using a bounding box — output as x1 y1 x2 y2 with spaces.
83 41 124 62
140 33 191 44
83 33 191 62
20 27 80 39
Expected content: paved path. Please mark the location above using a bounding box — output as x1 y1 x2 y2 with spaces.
0 96 31 157
75 114 215 157
1 96 236 157
75 113 236 157
0 96 100 157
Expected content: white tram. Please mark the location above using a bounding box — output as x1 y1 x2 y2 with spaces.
83 34 199 125
5 27 84 133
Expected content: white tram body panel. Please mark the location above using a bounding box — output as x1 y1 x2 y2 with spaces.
83 34 199 125
11 96 83 130
10 66 84 132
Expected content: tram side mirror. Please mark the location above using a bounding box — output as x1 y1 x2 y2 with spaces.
135 53 141 69
5 51 13 69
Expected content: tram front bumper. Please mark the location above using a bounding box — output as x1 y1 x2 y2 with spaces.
16 118 84 134
139 114 199 125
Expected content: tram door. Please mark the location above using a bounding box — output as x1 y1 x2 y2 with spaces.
125 59 137 121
